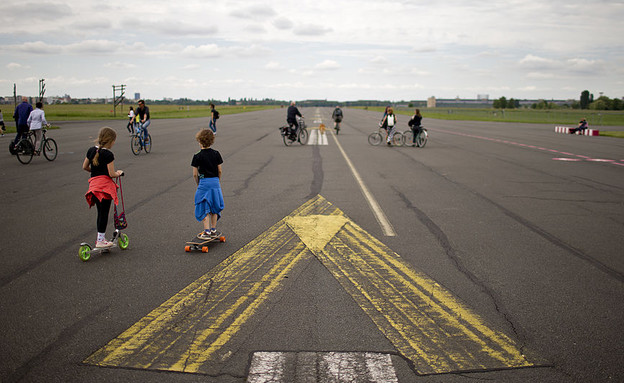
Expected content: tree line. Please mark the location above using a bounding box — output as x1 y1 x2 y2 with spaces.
493 90 623 110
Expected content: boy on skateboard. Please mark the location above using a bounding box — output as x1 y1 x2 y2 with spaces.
192 129 224 240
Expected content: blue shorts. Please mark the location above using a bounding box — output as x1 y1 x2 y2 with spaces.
194 177 224 221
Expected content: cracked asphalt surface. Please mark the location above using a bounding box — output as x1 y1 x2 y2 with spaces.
1 107 622 382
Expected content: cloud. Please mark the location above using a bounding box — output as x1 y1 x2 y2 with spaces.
519 54 557 69
6 62 24 70
315 60 340 70
103 62 137 69
294 24 332 36
264 61 284 70
230 4 277 19
272 16 293 30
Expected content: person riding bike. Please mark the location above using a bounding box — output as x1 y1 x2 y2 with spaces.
286 101 302 139
135 100 151 143
332 106 343 133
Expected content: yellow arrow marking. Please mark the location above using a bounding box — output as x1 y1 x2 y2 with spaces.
84 195 538 375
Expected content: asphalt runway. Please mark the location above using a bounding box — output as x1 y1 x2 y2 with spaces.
0 107 622 382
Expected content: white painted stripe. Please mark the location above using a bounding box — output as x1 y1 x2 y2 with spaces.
365 352 399 383
247 352 398 382
247 352 285 383
330 129 396 236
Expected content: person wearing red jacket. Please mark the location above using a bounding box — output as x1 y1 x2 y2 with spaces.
82 127 124 248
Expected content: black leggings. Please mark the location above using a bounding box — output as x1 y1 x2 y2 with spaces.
94 198 112 233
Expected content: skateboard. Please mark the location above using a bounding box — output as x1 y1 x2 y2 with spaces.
185 232 226 253
78 230 129 262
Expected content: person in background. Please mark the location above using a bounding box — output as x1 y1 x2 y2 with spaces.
27 102 49 154
209 103 219 134
332 105 343 133
570 118 588 134
127 107 135 134
0 109 6 136
12 97 33 148
408 109 423 147
286 101 302 138
380 107 397 146
135 100 150 143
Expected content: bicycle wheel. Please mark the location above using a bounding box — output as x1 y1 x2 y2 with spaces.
298 128 308 145
403 130 414 146
283 133 296 146
130 135 142 155
416 130 428 148
43 138 58 161
16 140 35 164
144 134 152 153
392 131 404 147
368 132 382 146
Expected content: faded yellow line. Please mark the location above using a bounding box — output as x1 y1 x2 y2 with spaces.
344 224 528 364
85 195 538 376
86 220 312 373
316 222 532 374
89 228 295 367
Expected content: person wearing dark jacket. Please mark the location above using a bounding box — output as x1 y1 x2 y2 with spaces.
13 97 33 147
286 101 302 137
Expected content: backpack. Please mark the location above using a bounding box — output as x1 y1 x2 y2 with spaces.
213 110 220 120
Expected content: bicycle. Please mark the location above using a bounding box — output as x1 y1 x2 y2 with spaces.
402 126 428 148
279 116 308 146
368 126 403 146
14 127 58 164
130 123 152 155
333 119 342 135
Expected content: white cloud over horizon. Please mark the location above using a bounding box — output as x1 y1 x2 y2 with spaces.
0 0 623 101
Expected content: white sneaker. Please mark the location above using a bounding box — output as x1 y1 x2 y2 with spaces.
96 240 114 248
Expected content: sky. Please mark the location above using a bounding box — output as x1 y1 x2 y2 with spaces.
1 0 623 102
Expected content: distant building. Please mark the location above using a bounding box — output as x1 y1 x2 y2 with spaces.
427 97 436 108
134 93 140 100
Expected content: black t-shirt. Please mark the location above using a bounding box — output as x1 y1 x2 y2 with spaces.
191 148 223 178
86 146 114 177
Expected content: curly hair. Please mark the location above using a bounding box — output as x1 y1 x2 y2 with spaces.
196 129 215 148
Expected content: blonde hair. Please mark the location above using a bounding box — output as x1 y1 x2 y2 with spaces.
93 127 117 166
196 129 215 148
388 107 394 114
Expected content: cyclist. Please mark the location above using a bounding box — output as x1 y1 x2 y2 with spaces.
286 101 302 139
27 102 49 155
407 108 423 147
332 106 343 133
135 100 150 143
12 97 33 151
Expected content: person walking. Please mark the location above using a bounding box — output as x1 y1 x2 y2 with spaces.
82 127 124 248
127 107 135 134
380 107 397 146
209 103 219 134
192 129 224 239
408 109 423 147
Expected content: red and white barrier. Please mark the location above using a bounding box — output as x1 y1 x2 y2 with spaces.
555 126 599 136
